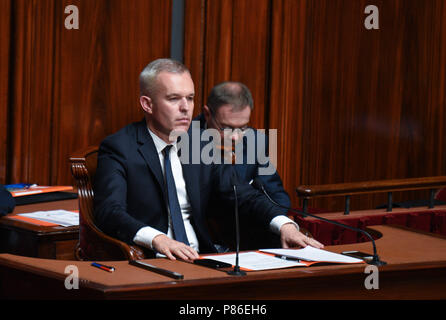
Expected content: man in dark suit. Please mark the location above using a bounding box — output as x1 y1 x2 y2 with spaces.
195 81 291 249
94 58 323 261
0 184 15 216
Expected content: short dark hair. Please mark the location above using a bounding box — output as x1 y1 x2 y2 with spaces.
206 82 253 115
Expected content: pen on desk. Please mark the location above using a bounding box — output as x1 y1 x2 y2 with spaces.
5 183 33 191
129 260 184 280
274 255 301 262
91 262 115 272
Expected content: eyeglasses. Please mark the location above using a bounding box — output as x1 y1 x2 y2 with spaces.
211 115 249 134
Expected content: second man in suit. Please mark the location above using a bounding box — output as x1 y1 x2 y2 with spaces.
195 81 291 249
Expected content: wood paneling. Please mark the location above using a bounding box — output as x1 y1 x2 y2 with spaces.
1 0 171 186
9 0 58 185
269 0 308 207
186 0 270 129
184 0 205 117
226 0 270 129
295 0 446 210
52 0 171 185
0 0 11 184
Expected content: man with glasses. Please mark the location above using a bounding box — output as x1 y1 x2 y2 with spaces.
195 81 292 249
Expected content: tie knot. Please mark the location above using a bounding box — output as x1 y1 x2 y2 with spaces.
162 145 173 158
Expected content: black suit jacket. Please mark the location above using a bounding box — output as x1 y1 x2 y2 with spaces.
194 114 291 248
93 120 283 254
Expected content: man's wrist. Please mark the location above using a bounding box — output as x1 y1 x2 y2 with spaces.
270 215 299 234
133 226 165 249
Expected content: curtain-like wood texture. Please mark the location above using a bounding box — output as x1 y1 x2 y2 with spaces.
0 0 171 185
185 0 271 129
0 0 12 184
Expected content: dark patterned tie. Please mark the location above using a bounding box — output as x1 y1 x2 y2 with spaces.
162 145 189 245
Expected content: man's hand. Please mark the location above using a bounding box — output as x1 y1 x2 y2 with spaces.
280 223 324 249
152 234 199 262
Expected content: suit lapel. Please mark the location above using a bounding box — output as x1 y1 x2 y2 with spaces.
136 121 165 191
136 121 202 222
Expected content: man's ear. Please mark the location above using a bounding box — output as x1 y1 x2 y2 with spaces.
140 96 153 114
203 105 211 122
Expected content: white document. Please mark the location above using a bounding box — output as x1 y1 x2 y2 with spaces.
18 210 79 227
260 246 364 264
201 251 306 271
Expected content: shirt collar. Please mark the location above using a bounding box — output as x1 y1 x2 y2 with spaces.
147 127 177 155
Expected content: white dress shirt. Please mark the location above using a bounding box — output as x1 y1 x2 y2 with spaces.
133 129 199 252
133 127 298 253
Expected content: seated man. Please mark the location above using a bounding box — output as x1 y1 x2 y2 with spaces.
195 81 291 249
93 58 323 261
0 184 15 216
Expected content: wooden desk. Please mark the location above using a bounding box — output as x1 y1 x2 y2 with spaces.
0 225 445 300
0 199 79 260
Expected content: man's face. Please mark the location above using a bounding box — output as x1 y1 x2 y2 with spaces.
205 104 251 144
143 71 195 142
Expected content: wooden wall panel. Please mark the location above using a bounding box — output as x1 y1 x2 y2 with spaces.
227 0 270 129
186 0 270 129
3 0 171 186
270 0 446 210
269 0 308 208
9 0 58 185
52 0 171 185
0 0 11 184
184 0 206 117
299 0 381 209
201 0 233 105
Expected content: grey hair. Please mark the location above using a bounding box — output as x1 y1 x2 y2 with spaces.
139 58 190 96
206 81 254 115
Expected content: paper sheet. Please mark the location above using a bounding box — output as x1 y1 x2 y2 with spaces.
201 251 306 271
17 210 79 227
10 185 73 197
261 246 364 264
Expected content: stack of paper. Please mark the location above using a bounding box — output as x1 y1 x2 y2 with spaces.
260 246 364 264
201 252 306 271
17 210 79 227
201 246 364 272
8 185 73 197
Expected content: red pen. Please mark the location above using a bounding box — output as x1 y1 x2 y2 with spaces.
91 262 115 272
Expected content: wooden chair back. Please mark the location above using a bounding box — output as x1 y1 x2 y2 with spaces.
70 146 146 261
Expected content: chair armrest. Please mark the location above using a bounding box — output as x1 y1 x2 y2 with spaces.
70 146 147 261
